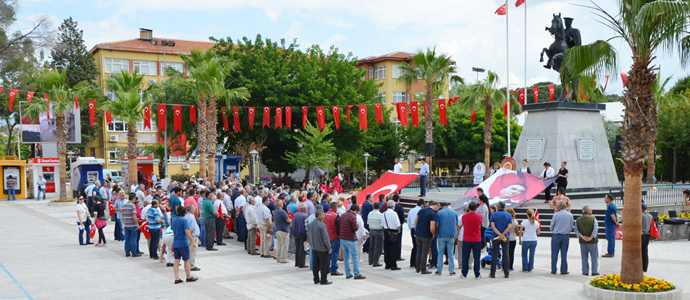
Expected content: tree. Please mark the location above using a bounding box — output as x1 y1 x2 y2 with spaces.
0 0 53 61
397 47 459 171
657 91 690 183
562 0 690 283
284 122 336 179
23 68 101 200
102 70 155 185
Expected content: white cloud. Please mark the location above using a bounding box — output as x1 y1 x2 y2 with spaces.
325 34 347 45
265 10 282 22
286 21 302 39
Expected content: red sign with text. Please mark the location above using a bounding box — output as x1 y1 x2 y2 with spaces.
33 158 60 164
120 156 154 161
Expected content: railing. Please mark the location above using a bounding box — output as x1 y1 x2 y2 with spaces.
611 185 689 207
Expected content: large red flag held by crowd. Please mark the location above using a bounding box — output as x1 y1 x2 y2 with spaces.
352 172 419 206
450 168 558 213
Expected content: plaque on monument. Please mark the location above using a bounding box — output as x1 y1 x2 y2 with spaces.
578 138 594 161
526 139 544 160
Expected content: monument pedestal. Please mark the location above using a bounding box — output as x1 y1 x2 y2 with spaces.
513 102 619 190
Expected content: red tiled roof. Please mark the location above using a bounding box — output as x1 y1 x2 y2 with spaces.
89 37 217 55
359 51 413 63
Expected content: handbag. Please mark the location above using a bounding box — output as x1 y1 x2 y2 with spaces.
96 216 107 229
384 213 399 243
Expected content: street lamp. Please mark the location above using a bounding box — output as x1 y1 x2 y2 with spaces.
249 150 258 184
472 67 485 82
363 152 370 188
67 151 75 198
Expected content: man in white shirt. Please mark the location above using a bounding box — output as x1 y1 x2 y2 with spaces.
130 181 139 193
382 200 402 270
540 162 556 203
151 173 158 184
222 189 234 239
256 197 273 257
213 196 228 246
407 199 424 269
244 197 259 255
136 184 146 202
140 199 152 251
393 158 403 173
37 175 47 200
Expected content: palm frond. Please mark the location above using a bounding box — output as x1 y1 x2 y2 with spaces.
563 40 619 80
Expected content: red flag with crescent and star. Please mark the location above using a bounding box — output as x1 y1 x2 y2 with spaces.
359 104 368 131
232 107 240 133
410 101 419 128
285 107 292 129
396 103 408 127
8 89 17 112
547 85 555 102
621 73 628 87
518 89 525 106
438 99 448 126
190 105 196 124
173 105 182 132
374 103 384 124
515 0 525 7
448 97 459 107
332 106 340 129
302 106 308 128
158 104 166 132
532 87 539 103
262 107 270 128
89 99 97 126
316 106 325 131
106 111 112 126
352 171 419 205
503 102 508 118
220 106 229 132
143 105 151 130
26 91 34 102
248 107 255 130
347 105 354 122
495 3 507 15
275 107 283 129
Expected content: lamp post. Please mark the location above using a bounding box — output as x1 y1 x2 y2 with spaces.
363 152 370 188
249 150 258 184
67 151 75 198
472 67 485 82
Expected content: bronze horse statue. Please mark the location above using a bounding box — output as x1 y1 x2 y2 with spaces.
540 13 576 101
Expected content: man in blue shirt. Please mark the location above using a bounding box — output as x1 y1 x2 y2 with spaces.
146 200 164 259
414 201 439 274
360 194 373 254
171 206 198 284
419 158 429 197
550 200 574 275
435 202 458 275
489 201 513 278
602 194 618 257
407 199 424 269
169 187 183 221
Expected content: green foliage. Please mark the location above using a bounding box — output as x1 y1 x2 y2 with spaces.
284 122 336 176
602 116 621 157
656 96 690 182
50 17 98 88
363 121 402 176
670 75 690 94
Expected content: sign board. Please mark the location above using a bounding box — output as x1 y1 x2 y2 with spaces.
120 155 154 161
525 139 544 160
578 138 595 161
42 166 56 193
33 157 60 164
19 101 82 144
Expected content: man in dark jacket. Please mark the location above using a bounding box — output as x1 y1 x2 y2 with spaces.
308 210 332 285
360 194 373 253
292 203 309 268
340 204 365 279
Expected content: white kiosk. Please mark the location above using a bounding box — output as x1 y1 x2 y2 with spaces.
30 157 60 199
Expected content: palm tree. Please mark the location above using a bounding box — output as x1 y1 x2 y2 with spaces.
23 68 101 200
102 70 155 186
175 48 249 181
397 47 459 170
563 0 690 284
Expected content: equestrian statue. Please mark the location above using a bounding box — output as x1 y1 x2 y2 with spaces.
539 13 582 102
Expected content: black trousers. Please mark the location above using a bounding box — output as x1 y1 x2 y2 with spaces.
415 236 432 272
205 218 216 250
544 183 554 201
383 230 399 269
509 240 517 270
313 250 329 284
295 236 307 267
215 217 224 244
490 239 510 277
641 234 650 272
149 228 160 259
409 228 417 268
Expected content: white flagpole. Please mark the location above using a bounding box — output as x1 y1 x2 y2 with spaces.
506 0 512 158
524 0 527 108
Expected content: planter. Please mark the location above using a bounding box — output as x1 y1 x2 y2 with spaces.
658 223 690 240
584 282 683 300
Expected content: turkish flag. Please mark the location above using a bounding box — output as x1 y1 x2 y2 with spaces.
438 99 448 126
621 73 628 87
448 97 459 107
158 104 167 132
248 107 256 130
547 85 555 102
332 106 340 129
495 3 507 15
106 111 112 126
89 99 96 126
374 103 384 124
225 216 234 230
396 103 408 127
650 220 660 239
190 105 196 124
359 105 368 131
221 106 229 132
471 109 476 123
535 209 542 230
262 107 270 128
316 106 325 131
503 102 508 118
109 201 114 216
74 96 79 109
285 107 292 129
410 101 419 128
141 221 151 239
173 105 182 132
347 105 354 122
532 87 539 103
232 107 240 132
302 106 308 128
275 107 283 129
518 89 525 106
603 75 610 92
352 171 419 205
90 224 96 239
44 94 50 119
143 105 151 130
515 0 525 7
26 91 34 102
8 89 17 112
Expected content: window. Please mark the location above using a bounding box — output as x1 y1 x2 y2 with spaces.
160 62 184 76
108 118 128 132
133 60 157 76
106 89 116 100
108 150 118 164
105 58 129 74
168 155 186 163
377 92 386 104
368 66 374 79
392 64 407 79
375 65 386 80
392 92 407 103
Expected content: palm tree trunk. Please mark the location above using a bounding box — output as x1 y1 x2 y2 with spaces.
207 96 219 181
127 123 138 187
645 142 655 184
158 162 165 179
197 97 208 179
56 114 68 200
484 102 493 178
425 87 434 171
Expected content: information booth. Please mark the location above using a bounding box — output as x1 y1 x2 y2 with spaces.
30 157 60 199
0 156 28 200
70 157 105 197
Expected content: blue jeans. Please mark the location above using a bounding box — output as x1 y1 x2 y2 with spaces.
7 189 16 200
420 176 427 196
437 237 455 274
310 248 313 270
37 187 46 199
329 239 340 273
77 219 92 244
124 227 138 255
199 219 207 247
114 218 123 241
580 243 599 275
605 225 616 255
430 235 438 267
551 234 569 274
461 241 482 277
341 239 360 277
237 212 247 241
270 224 276 250
521 241 537 271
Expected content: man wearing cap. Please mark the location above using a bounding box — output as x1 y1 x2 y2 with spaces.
540 163 556 203
308 209 332 285
641 203 653 272
575 205 599 276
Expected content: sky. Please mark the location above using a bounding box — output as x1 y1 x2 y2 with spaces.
13 0 689 96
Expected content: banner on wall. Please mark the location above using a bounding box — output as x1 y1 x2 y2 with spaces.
19 101 82 144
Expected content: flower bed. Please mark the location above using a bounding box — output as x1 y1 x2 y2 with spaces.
590 274 674 293
48 199 76 206
50 199 75 203
658 212 690 223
